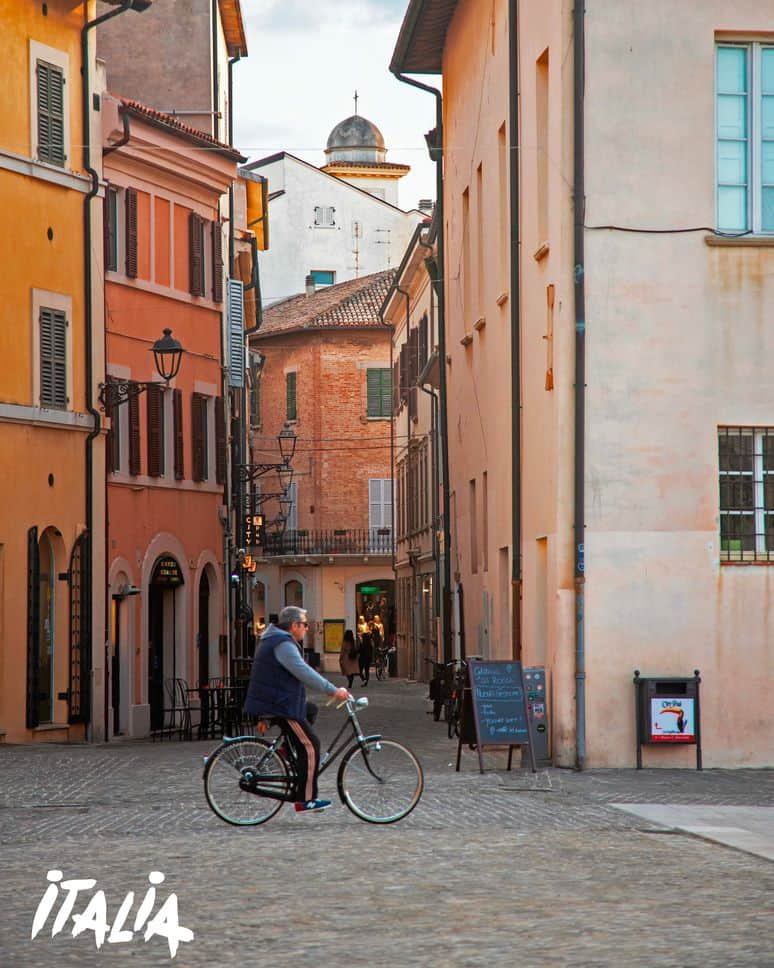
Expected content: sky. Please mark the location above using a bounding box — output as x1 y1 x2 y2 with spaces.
232 0 437 211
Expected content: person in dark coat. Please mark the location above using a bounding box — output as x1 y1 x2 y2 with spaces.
359 629 373 685
244 606 350 812
339 629 359 689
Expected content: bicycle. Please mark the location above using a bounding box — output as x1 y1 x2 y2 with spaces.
203 696 424 826
374 645 395 680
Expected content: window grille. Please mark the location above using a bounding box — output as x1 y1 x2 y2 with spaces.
719 426 774 561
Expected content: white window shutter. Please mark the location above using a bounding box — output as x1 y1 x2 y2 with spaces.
227 278 245 387
369 478 392 529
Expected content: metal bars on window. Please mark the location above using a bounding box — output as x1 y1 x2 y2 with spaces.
719 426 774 561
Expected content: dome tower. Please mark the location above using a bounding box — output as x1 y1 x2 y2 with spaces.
321 111 410 206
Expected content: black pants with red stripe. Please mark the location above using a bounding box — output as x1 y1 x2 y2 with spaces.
285 718 321 802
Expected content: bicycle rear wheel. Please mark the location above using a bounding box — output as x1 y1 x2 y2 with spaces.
204 738 291 826
337 739 423 824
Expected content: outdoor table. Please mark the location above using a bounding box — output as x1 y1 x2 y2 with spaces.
189 681 249 739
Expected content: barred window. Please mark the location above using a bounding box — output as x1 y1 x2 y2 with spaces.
719 426 774 561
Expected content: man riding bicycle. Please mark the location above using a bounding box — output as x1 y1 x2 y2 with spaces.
244 606 350 813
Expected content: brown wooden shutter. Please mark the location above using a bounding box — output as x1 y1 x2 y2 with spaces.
191 393 206 481
211 221 224 302
189 212 205 296
106 376 118 473
215 396 226 484
125 188 138 278
173 388 184 480
147 383 164 477
128 383 141 475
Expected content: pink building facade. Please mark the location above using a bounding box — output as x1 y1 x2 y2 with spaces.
392 0 774 767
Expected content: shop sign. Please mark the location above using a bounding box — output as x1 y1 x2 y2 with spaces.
650 698 695 742
152 557 184 587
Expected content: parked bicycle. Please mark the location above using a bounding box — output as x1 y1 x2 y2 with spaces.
203 696 423 826
374 644 395 681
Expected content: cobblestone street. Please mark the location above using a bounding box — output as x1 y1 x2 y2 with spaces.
1 678 772 968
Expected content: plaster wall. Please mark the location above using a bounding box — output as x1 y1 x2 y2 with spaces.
442 0 514 663
0 1 105 743
97 0 214 135
254 155 422 305
575 0 774 766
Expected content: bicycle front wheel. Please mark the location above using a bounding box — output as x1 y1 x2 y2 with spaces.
204 738 291 826
337 739 423 824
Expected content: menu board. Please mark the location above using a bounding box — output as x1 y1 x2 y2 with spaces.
469 660 530 746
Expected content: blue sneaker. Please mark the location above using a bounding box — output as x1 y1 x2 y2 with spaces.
294 799 331 813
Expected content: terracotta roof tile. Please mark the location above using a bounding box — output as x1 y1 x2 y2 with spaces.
117 97 246 161
257 270 396 336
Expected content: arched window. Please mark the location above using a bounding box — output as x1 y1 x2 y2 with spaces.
284 580 303 608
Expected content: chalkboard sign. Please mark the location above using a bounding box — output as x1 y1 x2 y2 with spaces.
457 660 536 773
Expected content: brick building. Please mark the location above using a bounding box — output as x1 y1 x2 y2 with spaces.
247 271 395 671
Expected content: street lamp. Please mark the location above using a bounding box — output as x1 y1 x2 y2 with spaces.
277 464 294 493
151 328 184 382
278 422 297 463
98 328 185 409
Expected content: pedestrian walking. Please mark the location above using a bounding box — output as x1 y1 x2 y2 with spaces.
359 628 373 686
339 629 360 689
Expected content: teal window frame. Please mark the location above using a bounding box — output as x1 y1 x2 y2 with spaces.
716 43 774 233
310 269 335 286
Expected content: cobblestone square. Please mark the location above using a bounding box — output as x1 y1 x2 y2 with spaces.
1 679 772 967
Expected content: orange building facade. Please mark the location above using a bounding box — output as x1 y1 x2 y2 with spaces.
102 96 242 736
0 1 110 743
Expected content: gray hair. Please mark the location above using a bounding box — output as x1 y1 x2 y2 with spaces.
277 606 307 630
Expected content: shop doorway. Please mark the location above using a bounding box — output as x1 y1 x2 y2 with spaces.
111 596 121 735
355 579 395 651
148 555 184 731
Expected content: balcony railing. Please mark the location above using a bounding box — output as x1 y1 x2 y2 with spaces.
261 528 393 556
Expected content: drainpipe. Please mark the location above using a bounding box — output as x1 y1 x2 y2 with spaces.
417 234 441 638
82 0 148 742
390 70 451 666
508 0 523 663
103 107 130 156
211 0 220 141
573 0 587 770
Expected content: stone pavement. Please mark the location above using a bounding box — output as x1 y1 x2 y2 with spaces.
0 677 772 968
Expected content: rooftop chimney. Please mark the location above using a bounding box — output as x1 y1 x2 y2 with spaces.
418 199 434 215
305 274 316 297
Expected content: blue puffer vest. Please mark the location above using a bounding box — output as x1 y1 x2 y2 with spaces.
244 625 307 721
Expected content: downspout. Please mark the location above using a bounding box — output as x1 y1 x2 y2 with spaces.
103 107 130 156
211 0 220 141
396 285 414 670
417 235 441 637
390 70 451 665
573 0 587 770
508 0 522 662
82 0 143 742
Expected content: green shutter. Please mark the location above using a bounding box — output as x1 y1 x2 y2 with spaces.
40 307 67 408
367 368 391 417
286 372 297 421
37 61 65 166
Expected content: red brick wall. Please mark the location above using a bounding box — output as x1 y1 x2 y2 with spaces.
251 329 392 532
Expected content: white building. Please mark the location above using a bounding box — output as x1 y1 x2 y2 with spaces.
244 115 425 305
